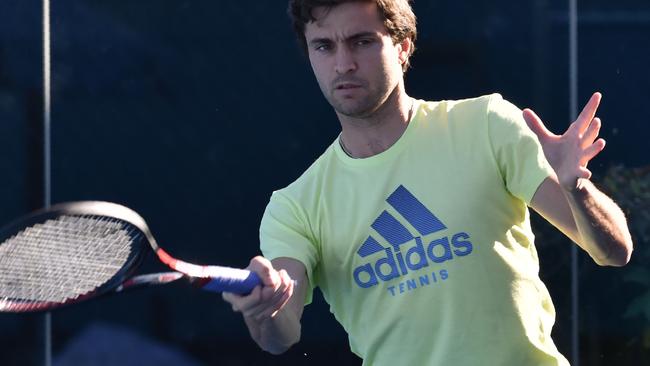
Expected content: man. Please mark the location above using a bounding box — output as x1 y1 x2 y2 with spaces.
223 1 633 365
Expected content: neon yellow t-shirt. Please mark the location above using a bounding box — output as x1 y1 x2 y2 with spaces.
260 94 570 366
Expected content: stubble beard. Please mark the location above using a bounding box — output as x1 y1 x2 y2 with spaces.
322 70 400 119
325 84 393 119
330 94 375 118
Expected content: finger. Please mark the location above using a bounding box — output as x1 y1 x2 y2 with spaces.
242 287 274 320
248 256 280 287
578 166 592 180
221 292 241 312
260 273 292 310
574 92 602 133
230 285 263 314
522 108 555 139
581 117 601 146
257 286 293 320
580 138 606 165
275 280 294 311
222 291 238 304
222 290 248 310
250 272 294 320
264 289 293 320
247 290 285 320
278 271 294 299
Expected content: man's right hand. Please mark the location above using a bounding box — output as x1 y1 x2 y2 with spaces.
222 256 306 354
222 256 294 322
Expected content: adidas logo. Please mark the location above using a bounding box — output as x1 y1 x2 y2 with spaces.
353 185 473 289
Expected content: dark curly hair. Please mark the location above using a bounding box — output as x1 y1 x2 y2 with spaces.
288 0 417 71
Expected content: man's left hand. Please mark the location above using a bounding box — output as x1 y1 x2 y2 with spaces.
522 92 606 191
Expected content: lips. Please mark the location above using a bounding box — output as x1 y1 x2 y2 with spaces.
336 83 361 90
333 77 364 90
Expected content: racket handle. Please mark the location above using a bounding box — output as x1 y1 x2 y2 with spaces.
200 267 262 295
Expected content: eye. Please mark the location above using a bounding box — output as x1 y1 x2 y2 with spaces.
355 38 374 47
314 42 332 52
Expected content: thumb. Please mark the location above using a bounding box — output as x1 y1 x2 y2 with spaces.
248 256 279 288
522 108 553 139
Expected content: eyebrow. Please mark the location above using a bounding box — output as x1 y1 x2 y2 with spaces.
308 31 379 47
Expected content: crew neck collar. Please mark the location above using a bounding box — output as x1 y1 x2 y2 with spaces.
334 99 421 167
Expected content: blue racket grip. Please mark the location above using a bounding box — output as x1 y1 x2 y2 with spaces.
200 268 262 295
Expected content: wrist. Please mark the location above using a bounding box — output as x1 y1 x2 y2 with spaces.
561 177 589 194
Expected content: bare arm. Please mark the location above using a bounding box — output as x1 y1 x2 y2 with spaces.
524 92 633 266
531 176 632 266
222 256 308 354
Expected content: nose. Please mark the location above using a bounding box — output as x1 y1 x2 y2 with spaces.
334 47 356 75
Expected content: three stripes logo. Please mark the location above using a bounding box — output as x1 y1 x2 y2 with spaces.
353 185 473 290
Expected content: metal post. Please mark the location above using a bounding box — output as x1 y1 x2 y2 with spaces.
42 0 52 365
569 0 579 365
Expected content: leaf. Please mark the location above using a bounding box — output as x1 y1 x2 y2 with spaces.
623 266 650 287
624 291 650 322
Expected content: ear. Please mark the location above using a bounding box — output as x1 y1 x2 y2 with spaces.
397 38 411 66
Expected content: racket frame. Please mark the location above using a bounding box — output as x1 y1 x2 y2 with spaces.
0 201 260 313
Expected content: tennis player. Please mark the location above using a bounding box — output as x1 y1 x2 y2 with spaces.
223 1 633 364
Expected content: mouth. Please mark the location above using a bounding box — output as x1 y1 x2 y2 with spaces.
335 83 362 90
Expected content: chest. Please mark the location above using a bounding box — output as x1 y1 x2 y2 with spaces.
313 153 508 289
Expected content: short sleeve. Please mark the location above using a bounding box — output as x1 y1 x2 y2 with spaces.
487 94 555 204
259 191 319 304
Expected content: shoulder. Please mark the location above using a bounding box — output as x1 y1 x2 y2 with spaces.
412 94 504 134
417 94 504 122
484 94 526 124
435 93 527 130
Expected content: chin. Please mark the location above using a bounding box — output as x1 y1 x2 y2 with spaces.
331 97 377 118
336 105 373 118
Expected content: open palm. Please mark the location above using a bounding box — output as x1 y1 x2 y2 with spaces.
523 92 607 191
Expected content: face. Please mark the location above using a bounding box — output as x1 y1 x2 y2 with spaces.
304 2 409 118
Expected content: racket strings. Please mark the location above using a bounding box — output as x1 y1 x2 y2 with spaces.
0 215 136 304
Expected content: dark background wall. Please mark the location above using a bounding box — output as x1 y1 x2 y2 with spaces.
1 1 649 365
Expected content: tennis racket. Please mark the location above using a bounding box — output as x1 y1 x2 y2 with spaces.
0 201 261 313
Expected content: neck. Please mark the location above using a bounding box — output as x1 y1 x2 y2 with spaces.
338 86 413 159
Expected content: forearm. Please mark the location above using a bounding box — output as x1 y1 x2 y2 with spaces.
244 304 301 355
563 179 633 266
224 257 306 354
